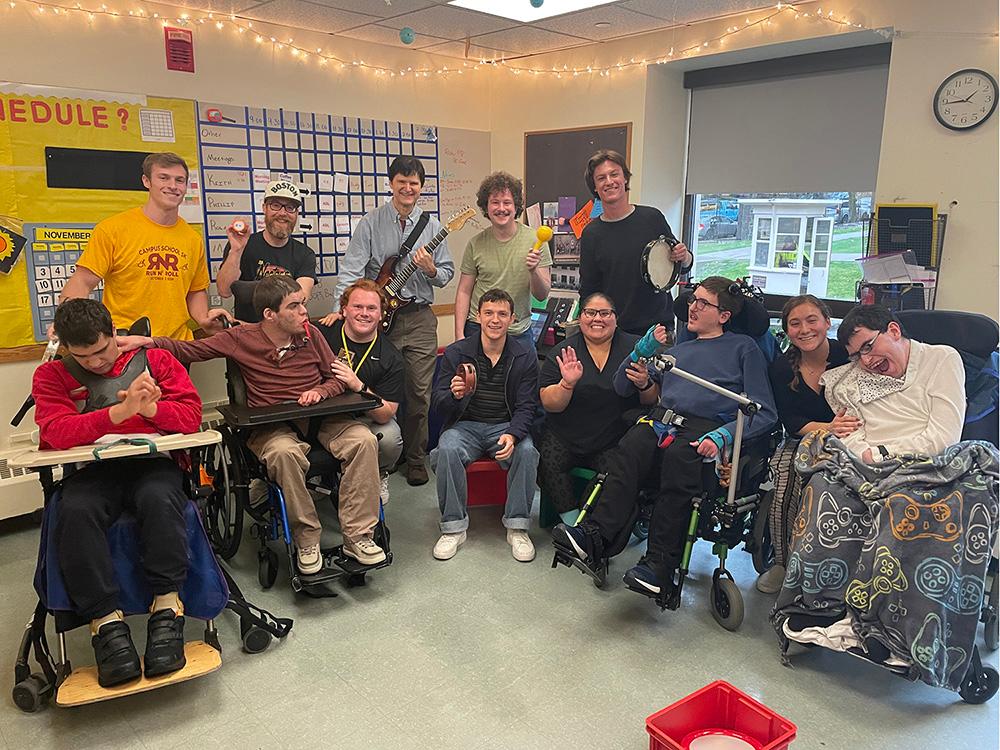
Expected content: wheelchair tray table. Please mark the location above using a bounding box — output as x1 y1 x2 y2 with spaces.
216 391 382 428
55 641 222 707
8 431 222 469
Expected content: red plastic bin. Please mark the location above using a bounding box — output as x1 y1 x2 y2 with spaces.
466 459 508 507
646 681 797 750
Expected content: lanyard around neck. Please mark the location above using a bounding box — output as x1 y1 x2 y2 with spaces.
342 325 377 373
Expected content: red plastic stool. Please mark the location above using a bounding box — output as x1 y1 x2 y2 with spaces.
466 459 508 507
646 681 797 750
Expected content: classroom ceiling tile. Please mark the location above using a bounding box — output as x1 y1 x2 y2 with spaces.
306 0 441 18
417 39 512 59
243 0 380 33
472 25 588 55
622 0 774 25
337 23 450 49
541 4 671 41
378 3 518 38
162 0 264 12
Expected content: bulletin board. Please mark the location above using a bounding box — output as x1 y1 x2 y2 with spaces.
0 81 490 357
0 82 201 350
523 123 631 209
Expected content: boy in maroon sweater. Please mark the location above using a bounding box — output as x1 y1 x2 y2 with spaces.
32 299 202 688
119 275 385 575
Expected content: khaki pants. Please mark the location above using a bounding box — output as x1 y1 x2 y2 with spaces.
387 304 438 469
246 416 379 548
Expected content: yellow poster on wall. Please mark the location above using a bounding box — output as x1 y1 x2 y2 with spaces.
0 83 201 347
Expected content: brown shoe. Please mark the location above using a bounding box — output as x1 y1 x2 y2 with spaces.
406 463 429 486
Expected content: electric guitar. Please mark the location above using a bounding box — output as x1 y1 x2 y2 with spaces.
376 206 476 334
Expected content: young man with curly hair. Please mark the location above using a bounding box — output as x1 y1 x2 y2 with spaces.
454 171 552 347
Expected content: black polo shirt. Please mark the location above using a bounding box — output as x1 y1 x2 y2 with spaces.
317 320 405 403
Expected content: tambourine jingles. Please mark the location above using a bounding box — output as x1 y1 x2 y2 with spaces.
457 363 477 395
641 235 680 294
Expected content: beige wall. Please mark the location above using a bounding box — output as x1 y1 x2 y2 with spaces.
1 0 997 450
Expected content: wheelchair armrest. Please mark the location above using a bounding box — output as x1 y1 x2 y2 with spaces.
8 430 222 469
216 391 382 428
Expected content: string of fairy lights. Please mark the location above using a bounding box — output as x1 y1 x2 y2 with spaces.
4 0 888 79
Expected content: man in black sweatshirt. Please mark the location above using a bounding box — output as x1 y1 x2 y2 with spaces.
578 150 693 335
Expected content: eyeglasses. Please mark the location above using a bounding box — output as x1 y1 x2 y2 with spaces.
687 296 721 312
848 330 881 362
581 308 616 319
265 201 299 214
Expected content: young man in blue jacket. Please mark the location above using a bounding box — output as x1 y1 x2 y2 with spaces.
430 288 540 562
553 277 777 596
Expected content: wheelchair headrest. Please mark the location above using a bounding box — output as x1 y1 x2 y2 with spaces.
673 282 771 338
113 317 151 338
230 280 259 314
897 310 999 359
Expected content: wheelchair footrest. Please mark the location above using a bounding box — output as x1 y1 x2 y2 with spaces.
55 641 221 707
330 548 393 575
551 543 607 587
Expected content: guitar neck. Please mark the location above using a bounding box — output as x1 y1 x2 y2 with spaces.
385 226 448 294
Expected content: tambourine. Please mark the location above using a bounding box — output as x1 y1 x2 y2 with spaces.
641 235 680 294
457 363 477 395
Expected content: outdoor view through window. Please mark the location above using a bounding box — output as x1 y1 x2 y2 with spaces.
690 192 872 302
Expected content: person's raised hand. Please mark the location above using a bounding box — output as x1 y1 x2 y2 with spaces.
495 433 515 461
670 241 690 264
331 359 364 392
652 324 669 346
556 346 584 387
525 248 542 271
450 374 468 400
226 218 251 254
624 361 651 390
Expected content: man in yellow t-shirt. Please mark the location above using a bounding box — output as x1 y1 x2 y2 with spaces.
59 152 229 340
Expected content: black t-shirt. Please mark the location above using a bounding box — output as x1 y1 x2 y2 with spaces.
579 205 689 335
768 338 850 436
223 232 317 322
540 329 641 454
316 320 405 404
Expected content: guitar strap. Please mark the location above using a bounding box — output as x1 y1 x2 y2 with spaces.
398 212 431 258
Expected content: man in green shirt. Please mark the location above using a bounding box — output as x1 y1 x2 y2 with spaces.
454 172 552 347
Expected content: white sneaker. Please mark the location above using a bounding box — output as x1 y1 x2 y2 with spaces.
433 531 466 560
379 474 390 506
506 529 535 562
343 535 386 566
296 544 323 575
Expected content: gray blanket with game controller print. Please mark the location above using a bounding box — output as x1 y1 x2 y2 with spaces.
771 431 998 692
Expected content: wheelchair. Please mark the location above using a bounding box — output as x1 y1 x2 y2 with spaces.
9 321 293 712
207 347 393 596
552 280 781 630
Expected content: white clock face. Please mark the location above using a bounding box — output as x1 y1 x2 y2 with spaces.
934 69 998 131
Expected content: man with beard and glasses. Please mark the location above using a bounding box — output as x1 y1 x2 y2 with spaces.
454 171 552 348
216 180 318 323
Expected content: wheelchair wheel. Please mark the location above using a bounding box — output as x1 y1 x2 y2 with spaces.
750 490 775 575
203 427 246 560
241 625 273 654
258 547 279 589
12 673 52 713
959 665 999 705
710 577 745 631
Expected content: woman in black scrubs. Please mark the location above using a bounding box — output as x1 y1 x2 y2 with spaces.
538 293 658 523
756 294 859 593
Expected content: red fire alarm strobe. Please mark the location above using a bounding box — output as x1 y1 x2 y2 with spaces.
164 27 195 73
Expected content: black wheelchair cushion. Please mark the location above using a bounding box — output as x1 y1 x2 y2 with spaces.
306 447 341 480
897 310 999 359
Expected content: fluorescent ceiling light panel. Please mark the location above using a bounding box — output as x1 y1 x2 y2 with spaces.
448 0 618 23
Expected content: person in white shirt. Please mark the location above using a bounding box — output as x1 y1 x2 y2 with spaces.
823 304 966 461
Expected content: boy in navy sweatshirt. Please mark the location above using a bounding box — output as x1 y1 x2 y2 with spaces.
554 277 776 596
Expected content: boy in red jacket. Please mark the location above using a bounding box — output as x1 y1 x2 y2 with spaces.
32 299 202 688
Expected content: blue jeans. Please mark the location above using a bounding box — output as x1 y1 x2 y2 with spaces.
430 420 539 533
463 321 536 352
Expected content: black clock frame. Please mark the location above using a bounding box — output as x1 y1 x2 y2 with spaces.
933 68 999 132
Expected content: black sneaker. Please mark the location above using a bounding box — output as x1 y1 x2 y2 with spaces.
552 522 599 561
92 621 141 688
623 563 664 595
144 609 186 678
